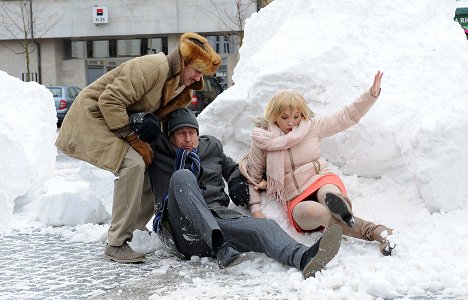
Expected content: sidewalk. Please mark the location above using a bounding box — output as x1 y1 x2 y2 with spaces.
0 232 140 299
0 231 208 300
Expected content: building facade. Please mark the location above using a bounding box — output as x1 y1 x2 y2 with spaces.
0 0 260 88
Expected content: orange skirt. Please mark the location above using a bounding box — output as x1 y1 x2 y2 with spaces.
286 174 347 233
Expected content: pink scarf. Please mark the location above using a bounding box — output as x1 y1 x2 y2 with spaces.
251 119 311 205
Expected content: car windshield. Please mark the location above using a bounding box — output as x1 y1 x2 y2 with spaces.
47 87 62 97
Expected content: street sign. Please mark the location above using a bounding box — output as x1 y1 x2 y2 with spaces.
454 7 468 29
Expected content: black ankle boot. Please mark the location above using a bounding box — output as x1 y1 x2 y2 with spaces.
300 224 342 279
216 243 245 269
325 193 355 227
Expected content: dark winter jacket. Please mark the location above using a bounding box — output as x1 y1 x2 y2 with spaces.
149 134 245 219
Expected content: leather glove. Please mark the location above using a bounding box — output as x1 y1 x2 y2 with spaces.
124 133 154 166
228 174 250 207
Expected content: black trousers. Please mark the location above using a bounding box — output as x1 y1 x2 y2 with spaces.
164 169 308 269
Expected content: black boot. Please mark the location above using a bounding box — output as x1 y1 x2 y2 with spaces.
325 193 355 227
216 243 246 269
300 224 342 279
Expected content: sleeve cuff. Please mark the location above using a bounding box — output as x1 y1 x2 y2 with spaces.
113 124 134 138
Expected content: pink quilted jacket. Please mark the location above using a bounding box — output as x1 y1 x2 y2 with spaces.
240 89 379 213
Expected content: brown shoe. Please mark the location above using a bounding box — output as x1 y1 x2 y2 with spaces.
104 243 146 263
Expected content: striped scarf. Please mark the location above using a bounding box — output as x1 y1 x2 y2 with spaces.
153 147 201 232
173 148 201 179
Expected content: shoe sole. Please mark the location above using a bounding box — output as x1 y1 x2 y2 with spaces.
325 193 355 227
302 224 342 279
219 253 248 269
104 254 146 264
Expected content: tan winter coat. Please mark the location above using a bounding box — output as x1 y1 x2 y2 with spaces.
55 50 203 174
240 89 379 213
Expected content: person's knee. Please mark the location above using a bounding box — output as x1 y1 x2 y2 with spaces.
292 205 312 221
293 203 328 220
242 217 280 238
170 169 197 186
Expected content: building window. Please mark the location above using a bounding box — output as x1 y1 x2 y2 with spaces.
64 40 87 59
109 39 117 57
66 37 168 58
93 40 109 58
140 38 148 55
208 36 220 53
64 40 72 59
148 37 168 55
117 39 141 57
87 40 93 58
223 37 230 54
206 35 237 54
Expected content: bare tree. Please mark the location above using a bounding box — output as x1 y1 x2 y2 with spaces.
0 0 58 82
209 0 271 48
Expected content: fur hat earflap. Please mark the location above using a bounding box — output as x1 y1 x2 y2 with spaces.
179 32 221 75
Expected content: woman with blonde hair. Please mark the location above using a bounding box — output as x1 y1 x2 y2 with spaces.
240 71 395 255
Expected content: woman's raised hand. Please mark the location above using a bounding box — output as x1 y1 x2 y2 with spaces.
371 71 383 97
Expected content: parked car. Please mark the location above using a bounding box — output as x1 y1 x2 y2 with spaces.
46 85 82 125
189 75 224 115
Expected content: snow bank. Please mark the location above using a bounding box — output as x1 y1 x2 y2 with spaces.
0 70 57 228
198 0 468 211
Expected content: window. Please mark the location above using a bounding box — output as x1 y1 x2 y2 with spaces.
117 39 141 57
66 37 169 58
109 40 117 57
93 40 109 58
67 87 81 98
47 87 62 97
148 37 168 54
206 35 236 54
223 38 230 54
64 40 87 59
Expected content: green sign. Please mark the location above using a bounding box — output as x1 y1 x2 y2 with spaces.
454 7 468 29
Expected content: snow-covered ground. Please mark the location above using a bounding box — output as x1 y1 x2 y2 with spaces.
1 0 468 299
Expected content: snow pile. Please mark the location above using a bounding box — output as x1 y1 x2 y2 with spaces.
0 70 57 228
28 158 114 227
199 0 468 211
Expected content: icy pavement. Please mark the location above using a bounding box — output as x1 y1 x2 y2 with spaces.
0 232 151 299
0 231 223 300
1 230 306 300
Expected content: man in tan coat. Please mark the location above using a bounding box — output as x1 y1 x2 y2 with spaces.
55 32 221 263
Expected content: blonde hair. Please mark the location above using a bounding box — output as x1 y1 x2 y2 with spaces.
264 90 313 124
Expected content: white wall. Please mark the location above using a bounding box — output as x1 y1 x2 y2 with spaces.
0 0 255 86
0 0 254 40
0 41 38 80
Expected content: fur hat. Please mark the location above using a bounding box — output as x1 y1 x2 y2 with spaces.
179 32 221 75
168 108 199 136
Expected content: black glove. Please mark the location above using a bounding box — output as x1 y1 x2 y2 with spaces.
228 174 250 207
129 112 161 144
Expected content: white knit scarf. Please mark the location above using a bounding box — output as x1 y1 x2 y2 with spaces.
251 119 311 205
